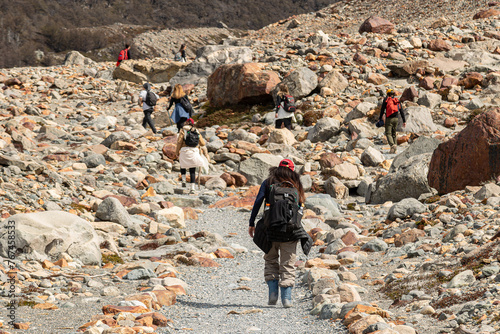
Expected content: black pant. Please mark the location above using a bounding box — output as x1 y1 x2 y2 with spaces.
276 117 292 130
177 117 188 132
181 167 196 183
142 109 156 133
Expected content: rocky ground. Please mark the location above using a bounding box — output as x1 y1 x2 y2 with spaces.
0 1 500 334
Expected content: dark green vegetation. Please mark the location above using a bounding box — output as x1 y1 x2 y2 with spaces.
0 0 336 68
196 104 272 128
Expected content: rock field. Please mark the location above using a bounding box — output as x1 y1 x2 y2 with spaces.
1 1 500 333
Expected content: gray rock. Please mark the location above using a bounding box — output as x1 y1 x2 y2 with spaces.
305 194 342 217
95 197 141 236
124 268 157 280
101 286 121 296
391 136 441 172
443 225 467 242
339 301 373 319
387 198 426 221
361 239 388 252
482 265 500 277
307 117 341 143
447 270 476 288
165 196 203 207
101 131 132 148
318 70 348 95
279 67 318 99
83 154 105 168
367 153 433 204
417 92 442 109
474 183 500 200
239 153 283 185
324 239 346 254
300 174 312 192
319 303 342 320
360 146 385 167
398 106 437 133
466 98 485 110
63 51 94 66
0 211 101 265
206 139 224 152
151 182 174 195
344 102 377 124
227 129 258 143
213 153 241 163
205 177 227 190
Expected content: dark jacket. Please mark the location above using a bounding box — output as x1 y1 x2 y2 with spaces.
379 96 406 122
250 180 313 255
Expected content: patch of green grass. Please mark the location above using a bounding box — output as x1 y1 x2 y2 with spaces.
102 253 124 264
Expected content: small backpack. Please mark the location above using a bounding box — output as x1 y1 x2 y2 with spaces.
385 97 400 118
266 181 302 233
174 52 182 61
180 96 194 117
281 94 296 113
145 90 158 107
184 126 200 147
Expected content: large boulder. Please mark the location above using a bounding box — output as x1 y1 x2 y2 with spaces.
307 117 341 143
359 16 395 34
113 59 187 83
279 67 318 99
367 153 433 204
305 194 342 217
96 197 142 236
318 71 348 95
473 9 500 20
239 153 283 185
207 63 280 107
170 45 252 85
387 198 426 221
344 102 377 124
391 136 441 171
0 211 101 265
398 106 437 133
267 128 297 146
63 51 94 66
387 60 430 77
428 108 500 194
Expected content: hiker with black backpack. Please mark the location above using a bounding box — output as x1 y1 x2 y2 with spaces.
167 84 194 132
379 89 406 154
175 118 210 191
275 84 296 130
249 159 312 308
138 82 159 134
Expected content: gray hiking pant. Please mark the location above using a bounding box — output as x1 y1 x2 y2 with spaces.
264 241 298 287
385 116 398 146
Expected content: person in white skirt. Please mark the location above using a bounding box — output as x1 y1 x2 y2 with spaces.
175 118 210 190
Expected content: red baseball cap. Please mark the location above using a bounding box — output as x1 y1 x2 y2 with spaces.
279 159 295 171
185 118 194 125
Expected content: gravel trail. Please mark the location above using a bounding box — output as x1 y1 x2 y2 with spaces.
160 207 347 334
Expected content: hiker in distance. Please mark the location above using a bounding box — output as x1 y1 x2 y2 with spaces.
138 83 159 134
116 44 131 67
179 44 187 62
378 89 406 154
168 84 195 132
175 118 210 191
249 159 312 308
275 84 296 130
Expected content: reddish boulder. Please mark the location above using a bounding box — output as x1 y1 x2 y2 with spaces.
207 63 280 107
473 8 500 19
359 16 395 34
220 173 236 187
353 53 368 65
4 78 22 86
428 39 452 52
400 86 419 103
228 171 247 186
394 228 425 247
441 76 459 88
459 72 483 89
419 76 436 90
428 108 500 194
319 152 342 169
444 117 458 128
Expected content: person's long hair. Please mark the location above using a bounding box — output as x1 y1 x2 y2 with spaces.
172 84 185 99
266 166 305 203
277 84 289 98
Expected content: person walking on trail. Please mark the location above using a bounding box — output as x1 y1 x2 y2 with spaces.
175 118 210 191
167 84 194 132
379 89 406 154
138 83 158 134
275 84 295 130
179 44 187 62
116 44 131 67
249 159 312 308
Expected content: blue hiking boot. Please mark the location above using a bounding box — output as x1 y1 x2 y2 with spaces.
267 280 279 305
281 286 293 308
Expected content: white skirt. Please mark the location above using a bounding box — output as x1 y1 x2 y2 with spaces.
179 147 204 169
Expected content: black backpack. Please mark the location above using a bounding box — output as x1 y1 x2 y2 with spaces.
184 126 200 147
265 181 302 233
180 95 194 117
145 90 158 107
282 94 296 113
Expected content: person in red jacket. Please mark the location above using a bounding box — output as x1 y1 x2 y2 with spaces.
116 44 131 67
